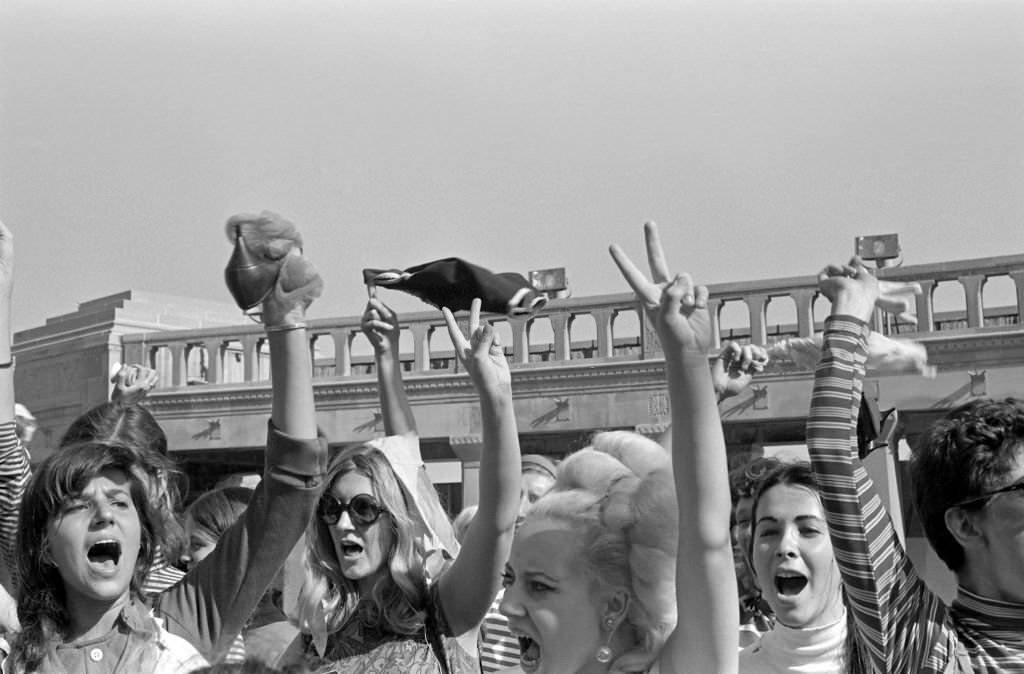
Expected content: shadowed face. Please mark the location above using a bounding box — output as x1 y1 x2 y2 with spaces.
955 447 1024 603
182 515 217 570
518 471 556 525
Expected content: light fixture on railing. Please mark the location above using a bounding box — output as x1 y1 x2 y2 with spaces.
855 233 902 269
529 267 571 300
969 370 987 397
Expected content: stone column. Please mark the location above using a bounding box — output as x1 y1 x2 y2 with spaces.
549 312 571 362
449 436 484 508
745 294 769 345
411 324 430 373
959 274 986 328
203 340 221 384
915 279 935 333
792 289 816 338
241 335 259 383
593 309 613 358
169 343 186 388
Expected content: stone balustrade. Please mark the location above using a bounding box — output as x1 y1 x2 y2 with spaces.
120 253 1024 389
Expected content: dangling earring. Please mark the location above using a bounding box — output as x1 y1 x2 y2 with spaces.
596 616 616 664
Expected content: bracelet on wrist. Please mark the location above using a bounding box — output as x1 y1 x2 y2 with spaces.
0 356 14 369
264 322 307 333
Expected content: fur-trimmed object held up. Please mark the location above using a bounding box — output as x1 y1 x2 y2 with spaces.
223 211 322 314
767 332 936 377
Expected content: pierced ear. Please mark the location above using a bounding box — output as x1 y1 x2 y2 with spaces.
944 506 986 549
602 589 631 629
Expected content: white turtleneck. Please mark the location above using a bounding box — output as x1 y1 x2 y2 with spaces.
738 608 847 673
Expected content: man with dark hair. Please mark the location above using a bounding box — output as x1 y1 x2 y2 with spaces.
912 397 1024 606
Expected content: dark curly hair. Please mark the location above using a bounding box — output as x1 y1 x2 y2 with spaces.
911 397 1024 572
11 442 166 673
729 456 783 506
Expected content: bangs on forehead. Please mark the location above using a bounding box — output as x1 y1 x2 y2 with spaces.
42 442 142 511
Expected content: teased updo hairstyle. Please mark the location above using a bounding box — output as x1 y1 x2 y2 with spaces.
12 442 165 673
522 430 677 674
295 444 442 657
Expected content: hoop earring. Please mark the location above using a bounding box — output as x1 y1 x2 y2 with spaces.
596 615 616 664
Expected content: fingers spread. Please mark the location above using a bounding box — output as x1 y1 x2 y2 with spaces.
441 307 469 352
469 298 482 336
609 244 658 305
643 221 671 284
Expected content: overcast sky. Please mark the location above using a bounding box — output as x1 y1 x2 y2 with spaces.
3 0 1022 333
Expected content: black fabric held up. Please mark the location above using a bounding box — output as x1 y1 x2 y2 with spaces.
362 257 546 316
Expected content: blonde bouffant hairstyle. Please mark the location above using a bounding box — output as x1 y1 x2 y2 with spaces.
524 430 678 674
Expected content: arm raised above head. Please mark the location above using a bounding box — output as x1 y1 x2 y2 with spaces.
610 222 737 674
158 222 327 661
808 257 953 672
437 299 521 636
362 298 416 436
0 223 30 592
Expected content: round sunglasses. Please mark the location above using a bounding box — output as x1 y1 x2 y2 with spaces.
318 492 387 526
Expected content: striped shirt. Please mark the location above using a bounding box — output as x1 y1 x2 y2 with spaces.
141 549 186 598
0 422 30 587
478 592 521 672
808 316 1024 673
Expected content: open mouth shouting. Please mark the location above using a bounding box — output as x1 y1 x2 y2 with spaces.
509 627 542 673
339 539 364 559
774 570 809 598
517 635 541 672
87 539 123 574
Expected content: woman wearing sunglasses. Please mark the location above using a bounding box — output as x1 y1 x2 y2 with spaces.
286 297 521 673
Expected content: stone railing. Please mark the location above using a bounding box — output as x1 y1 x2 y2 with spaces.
120 253 1024 389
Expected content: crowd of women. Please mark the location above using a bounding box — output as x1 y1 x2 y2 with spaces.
0 214 1020 673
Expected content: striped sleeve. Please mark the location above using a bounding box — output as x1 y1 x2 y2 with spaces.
478 594 521 672
807 316 957 674
0 421 30 590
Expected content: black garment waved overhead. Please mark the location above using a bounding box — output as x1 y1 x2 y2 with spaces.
362 257 547 316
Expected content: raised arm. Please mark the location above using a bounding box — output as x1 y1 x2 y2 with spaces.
361 298 416 435
437 299 521 635
0 225 29 586
157 218 326 661
0 223 26 632
109 364 159 405
810 257 952 672
610 222 737 674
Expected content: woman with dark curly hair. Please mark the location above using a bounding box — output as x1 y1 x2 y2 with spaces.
0 213 328 673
